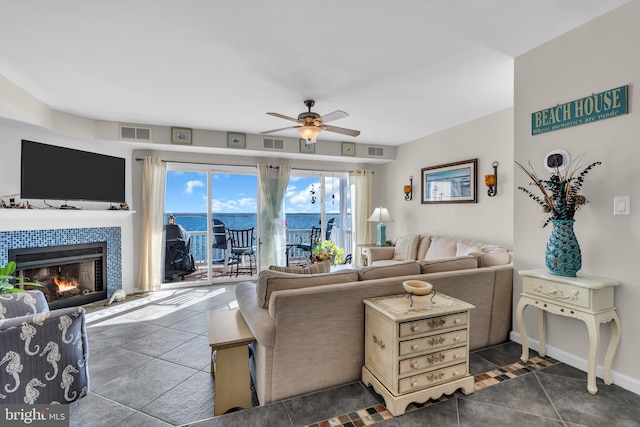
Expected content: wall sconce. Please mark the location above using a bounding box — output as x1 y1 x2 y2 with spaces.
485 161 498 197
404 176 413 201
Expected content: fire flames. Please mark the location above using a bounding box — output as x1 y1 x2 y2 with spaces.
53 276 79 293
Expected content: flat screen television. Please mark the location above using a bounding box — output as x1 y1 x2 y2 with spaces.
21 140 126 203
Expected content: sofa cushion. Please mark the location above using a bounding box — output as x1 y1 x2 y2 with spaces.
475 251 511 267
392 234 420 261
357 262 421 281
424 236 458 260
269 261 330 274
257 269 358 308
418 256 477 273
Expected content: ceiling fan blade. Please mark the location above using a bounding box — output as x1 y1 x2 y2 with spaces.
320 110 349 123
266 112 300 123
323 124 361 137
260 125 300 135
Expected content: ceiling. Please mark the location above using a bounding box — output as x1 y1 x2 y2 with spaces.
0 0 630 146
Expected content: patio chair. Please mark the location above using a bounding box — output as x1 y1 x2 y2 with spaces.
212 219 232 276
227 228 257 277
296 226 322 261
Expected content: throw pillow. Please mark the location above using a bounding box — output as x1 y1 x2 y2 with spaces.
455 240 484 257
424 236 458 260
392 234 420 261
269 261 330 274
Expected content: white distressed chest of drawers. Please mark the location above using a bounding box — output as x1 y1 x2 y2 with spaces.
361 292 475 416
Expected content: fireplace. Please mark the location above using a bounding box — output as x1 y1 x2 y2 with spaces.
9 242 107 309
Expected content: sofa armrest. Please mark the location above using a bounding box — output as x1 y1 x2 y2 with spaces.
367 246 395 264
0 306 89 404
236 281 276 347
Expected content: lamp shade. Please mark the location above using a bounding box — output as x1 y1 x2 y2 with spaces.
367 207 393 222
298 125 321 141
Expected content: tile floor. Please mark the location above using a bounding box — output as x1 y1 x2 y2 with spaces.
70 284 640 427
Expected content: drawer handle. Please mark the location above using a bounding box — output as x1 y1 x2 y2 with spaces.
453 353 459 359
411 360 419 369
454 318 461 324
427 318 446 329
411 324 420 332
453 336 460 342
411 379 418 387
453 370 460 376
428 337 445 347
411 344 419 351
372 335 385 350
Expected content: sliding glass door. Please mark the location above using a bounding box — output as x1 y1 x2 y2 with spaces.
284 170 351 265
163 164 258 284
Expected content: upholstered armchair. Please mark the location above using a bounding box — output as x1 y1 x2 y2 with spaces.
0 290 89 404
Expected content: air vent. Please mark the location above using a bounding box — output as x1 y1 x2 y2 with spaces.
368 146 384 157
120 126 151 141
262 138 285 150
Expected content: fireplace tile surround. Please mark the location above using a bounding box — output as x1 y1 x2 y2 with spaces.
0 227 122 301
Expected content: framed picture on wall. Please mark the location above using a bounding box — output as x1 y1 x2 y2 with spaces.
227 132 246 148
341 141 356 156
299 138 316 153
171 127 192 144
421 158 477 204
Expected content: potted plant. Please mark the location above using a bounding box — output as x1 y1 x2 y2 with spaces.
311 240 345 266
0 261 42 293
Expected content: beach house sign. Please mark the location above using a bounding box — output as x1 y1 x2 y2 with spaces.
531 85 627 135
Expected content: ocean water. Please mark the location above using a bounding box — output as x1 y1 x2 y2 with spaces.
164 213 349 264
165 213 346 233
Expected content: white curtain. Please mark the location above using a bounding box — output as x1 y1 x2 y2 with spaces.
349 170 373 266
138 157 166 291
258 163 291 268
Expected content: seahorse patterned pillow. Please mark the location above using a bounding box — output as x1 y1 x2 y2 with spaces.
0 302 89 404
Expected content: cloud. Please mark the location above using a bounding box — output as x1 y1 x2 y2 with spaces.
185 180 204 194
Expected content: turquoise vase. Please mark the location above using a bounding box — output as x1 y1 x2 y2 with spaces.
545 219 581 277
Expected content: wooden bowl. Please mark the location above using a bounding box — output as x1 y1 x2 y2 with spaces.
403 280 433 296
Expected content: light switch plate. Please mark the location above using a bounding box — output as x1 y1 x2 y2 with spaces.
614 196 630 216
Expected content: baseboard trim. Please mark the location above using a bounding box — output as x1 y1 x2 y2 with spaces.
509 331 640 395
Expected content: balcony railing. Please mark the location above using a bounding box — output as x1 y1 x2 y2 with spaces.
184 228 352 267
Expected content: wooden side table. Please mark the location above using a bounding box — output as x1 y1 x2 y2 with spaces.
207 309 255 415
362 292 475 416
517 269 621 394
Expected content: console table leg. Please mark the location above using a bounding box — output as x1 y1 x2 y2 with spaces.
516 297 529 362
537 309 547 357
585 316 600 394
603 312 621 386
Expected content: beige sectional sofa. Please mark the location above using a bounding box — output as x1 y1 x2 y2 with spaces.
235 251 513 405
368 234 512 268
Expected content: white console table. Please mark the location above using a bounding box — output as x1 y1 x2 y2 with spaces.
517 269 621 394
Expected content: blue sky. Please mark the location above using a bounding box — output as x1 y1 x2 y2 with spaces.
164 171 344 214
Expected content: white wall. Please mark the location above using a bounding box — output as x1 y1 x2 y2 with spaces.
379 108 514 248
514 0 640 392
0 117 137 293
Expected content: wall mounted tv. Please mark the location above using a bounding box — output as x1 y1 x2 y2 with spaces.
21 140 126 203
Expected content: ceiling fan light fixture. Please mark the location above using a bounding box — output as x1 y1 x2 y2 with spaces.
299 125 321 142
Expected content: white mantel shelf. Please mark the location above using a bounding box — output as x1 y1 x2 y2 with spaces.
0 209 136 219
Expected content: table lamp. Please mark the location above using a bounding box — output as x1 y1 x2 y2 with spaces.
367 206 394 246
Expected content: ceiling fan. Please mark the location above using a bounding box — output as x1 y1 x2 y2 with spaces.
261 99 360 142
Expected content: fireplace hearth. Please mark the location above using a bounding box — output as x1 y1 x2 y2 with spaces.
9 242 107 309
